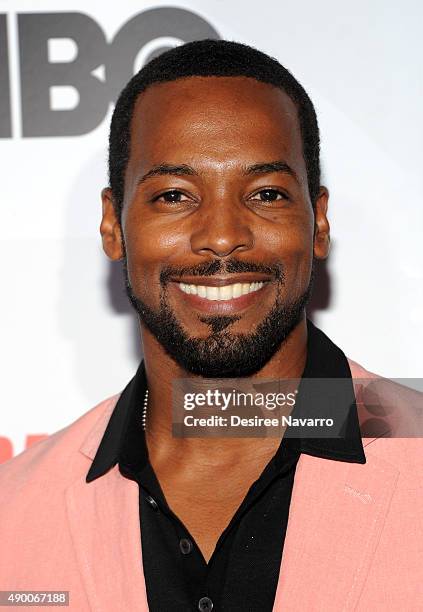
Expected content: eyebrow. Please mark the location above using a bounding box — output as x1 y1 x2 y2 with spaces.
136 160 299 185
244 160 299 183
137 164 197 185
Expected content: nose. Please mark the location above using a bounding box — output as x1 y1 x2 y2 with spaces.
190 198 254 258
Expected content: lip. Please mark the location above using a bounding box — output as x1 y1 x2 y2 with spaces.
169 273 273 287
171 278 272 314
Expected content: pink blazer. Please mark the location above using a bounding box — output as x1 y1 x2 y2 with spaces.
0 359 422 611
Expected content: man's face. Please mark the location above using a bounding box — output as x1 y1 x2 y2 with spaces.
101 76 329 377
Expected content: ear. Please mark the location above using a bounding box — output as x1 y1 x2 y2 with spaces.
100 188 124 260
313 186 330 260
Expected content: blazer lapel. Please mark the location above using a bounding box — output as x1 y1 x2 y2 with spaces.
65 465 149 612
65 399 149 612
272 441 399 611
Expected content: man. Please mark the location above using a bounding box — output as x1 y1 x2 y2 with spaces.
0 40 421 611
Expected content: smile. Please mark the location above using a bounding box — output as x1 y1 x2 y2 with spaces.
178 281 264 301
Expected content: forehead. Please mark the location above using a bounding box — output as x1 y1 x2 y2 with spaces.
127 76 304 178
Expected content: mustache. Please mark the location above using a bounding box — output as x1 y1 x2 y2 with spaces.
159 258 285 286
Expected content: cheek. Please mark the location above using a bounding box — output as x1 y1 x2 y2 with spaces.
257 220 314 298
262 218 313 265
123 212 186 298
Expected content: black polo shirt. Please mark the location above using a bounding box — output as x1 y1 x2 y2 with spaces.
87 320 366 611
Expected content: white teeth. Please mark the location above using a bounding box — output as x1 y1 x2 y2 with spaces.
206 286 219 300
233 283 242 298
179 281 264 300
219 285 233 300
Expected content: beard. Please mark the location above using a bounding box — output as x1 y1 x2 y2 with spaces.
123 257 313 378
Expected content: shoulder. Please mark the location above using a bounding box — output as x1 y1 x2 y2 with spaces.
0 393 120 493
348 357 423 473
347 357 379 379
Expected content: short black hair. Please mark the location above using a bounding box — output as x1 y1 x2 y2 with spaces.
108 39 321 219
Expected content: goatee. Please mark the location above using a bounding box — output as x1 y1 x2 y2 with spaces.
123 258 313 378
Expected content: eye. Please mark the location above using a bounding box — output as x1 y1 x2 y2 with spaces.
249 188 289 203
152 189 190 203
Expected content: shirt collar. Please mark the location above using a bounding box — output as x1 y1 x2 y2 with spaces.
288 319 366 466
86 319 365 483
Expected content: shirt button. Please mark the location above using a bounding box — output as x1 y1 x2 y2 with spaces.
145 495 158 511
179 538 192 555
198 597 213 611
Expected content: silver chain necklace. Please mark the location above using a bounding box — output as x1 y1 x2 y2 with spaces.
141 389 149 431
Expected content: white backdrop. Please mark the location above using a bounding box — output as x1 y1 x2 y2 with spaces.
1 0 422 460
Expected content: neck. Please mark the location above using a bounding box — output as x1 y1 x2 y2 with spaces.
139 314 308 467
